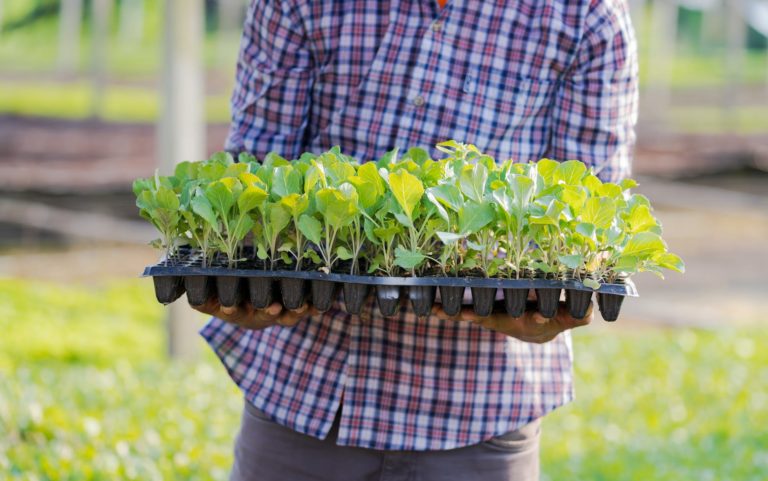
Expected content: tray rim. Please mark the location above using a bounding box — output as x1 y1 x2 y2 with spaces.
142 264 639 297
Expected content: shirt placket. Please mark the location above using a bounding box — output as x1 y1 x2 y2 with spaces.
399 11 447 145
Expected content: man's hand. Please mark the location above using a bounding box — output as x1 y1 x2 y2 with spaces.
433 301 593 344
191 297 318 330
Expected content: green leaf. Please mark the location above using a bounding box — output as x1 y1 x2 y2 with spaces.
238 185 268 213
620 178 639 191
654 252 685 273
623 232 666 259
613 255 640 273
231 215 255 242
336 246 353 260
627 205 658 234
535 159 559 185
582 174 603 193
393 211 413 228
458 201 495 234
427 184 463 212
297 215 322 245
575 222 596 239
426 190 450 222
558 254 583 269
304 249 322 264
596 183 623 199
238 152 257 164
510 175 534 208
223 162 249 178
263 152 290 168
272 165 302 197
209 151 235 165
316 188 355 227
583 278 601 290
132 177 153 196
388 170 424 219
554 160 587 186
459 163 488 203
280 193 309 218
373 225 401 243
191 194 217 228
205 179 237 217
530 260 555 273
436 231 465 244
404 147 429 165
364 217 378 244
582 197 616 229
155 186 180 211
394 247 426 269
267 203 291 236
349 162 385 209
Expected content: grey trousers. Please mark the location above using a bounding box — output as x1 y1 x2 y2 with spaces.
230 400 541 481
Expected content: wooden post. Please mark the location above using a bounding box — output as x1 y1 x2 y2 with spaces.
646 0 679 128
217 0 243 61
119 0 145 44
159 0 206 360
723 0 745 131
90 0 112 118
218 0 242 31
628 0 646 40
57 0 84 73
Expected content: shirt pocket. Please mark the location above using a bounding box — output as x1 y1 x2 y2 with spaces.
448 70 554 155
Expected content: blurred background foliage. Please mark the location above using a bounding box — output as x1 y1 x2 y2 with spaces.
1 0 767 480
1 278 766 479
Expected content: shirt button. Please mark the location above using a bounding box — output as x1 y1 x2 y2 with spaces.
432 21 443 32
413 95 425 107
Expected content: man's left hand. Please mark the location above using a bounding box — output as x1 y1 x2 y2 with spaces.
432 302 593 344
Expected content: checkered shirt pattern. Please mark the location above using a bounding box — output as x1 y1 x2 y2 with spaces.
201 0 638 450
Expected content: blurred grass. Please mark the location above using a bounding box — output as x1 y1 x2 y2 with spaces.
1 278 766 480
0 81 231 123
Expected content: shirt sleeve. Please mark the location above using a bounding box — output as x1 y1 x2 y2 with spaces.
225 0 315 160
548 0 639 182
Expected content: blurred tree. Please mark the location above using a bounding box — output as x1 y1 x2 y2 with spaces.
89 0 112 117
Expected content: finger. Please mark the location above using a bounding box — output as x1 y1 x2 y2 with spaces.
289 303 309 315
530 310 550 325
277 310 306 326
555 302 594 328
277 302 319 326
456 307 480 322
189 297 220 315
220 304 239 316
431 304 461 321
253 303 283 322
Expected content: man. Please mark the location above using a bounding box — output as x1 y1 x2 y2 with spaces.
194 0 637 479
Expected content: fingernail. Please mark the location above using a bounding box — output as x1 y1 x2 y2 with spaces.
292 304 307 314
266 304 282 315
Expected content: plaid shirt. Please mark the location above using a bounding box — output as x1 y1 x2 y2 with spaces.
202 0 638 450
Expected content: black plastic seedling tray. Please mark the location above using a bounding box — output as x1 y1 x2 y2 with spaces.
143 252 638 322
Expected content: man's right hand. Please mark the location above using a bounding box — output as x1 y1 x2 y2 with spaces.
191 298 318 330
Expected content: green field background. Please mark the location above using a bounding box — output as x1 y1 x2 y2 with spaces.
1 279 765 480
